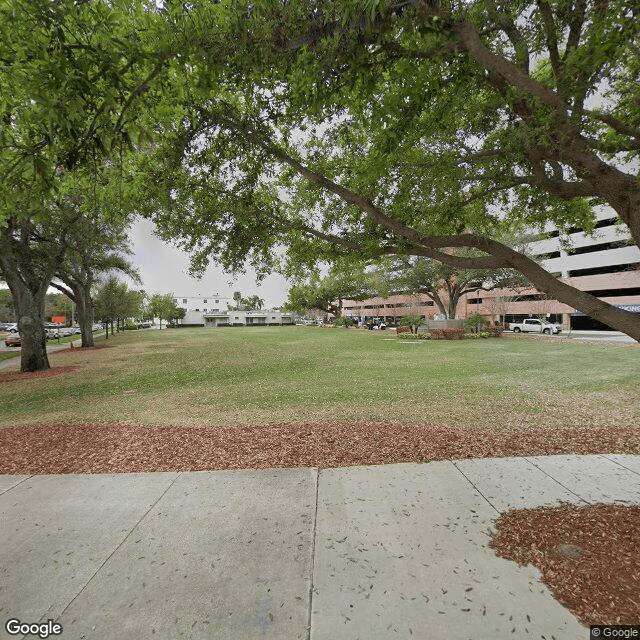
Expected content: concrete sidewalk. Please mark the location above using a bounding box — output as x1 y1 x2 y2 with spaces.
1 455 639 639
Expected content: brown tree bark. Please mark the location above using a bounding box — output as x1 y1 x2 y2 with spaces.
51 280 95 348
0 222 56 372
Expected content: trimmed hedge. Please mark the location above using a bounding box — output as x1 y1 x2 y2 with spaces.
430 328 466 340
394 325 505 341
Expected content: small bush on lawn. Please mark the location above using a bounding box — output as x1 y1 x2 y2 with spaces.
398 315 424 334
123 321 139 331
488 324 505 337
464 332 491 339
398 332 431 340
430 328 466 340
396 326 412 334
334 317 356 327
464 313 489 334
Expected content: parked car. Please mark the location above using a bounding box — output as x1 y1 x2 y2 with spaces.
5 333 21 347
509 318 561 335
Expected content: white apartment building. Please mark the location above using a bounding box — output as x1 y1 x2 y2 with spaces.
172 295 232 325
203 310 294 328
172 295 294 327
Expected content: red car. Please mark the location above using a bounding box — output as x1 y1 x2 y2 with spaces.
4 333 21 347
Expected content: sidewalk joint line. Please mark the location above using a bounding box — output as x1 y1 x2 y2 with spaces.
524 457 592 505
51 471 183 623
0 474 34 496
452 461 500 515
306 467 320 640
598 454 640 476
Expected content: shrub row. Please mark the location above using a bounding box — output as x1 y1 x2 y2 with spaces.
432 327 505 340
430 328 466 340
394 324 506 341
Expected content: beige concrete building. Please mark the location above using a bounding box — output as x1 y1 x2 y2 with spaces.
172 296 294 327
203 310 294 328
343 210 640 330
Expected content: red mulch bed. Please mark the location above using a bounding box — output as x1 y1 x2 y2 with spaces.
492 504 640 625
0 421 638 474
0 366 79 384
1 420 638 626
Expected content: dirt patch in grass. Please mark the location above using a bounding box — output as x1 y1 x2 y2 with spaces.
0 366 79 384
1 421 638 474
492 504 640 625
50 344 115 356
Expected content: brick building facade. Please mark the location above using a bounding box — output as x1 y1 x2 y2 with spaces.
342 210 640 331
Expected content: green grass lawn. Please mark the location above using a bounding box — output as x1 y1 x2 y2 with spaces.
0 326 638 431
0 351 21 363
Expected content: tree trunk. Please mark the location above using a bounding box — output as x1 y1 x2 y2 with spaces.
0 268 50 373
10 283 50 372
0 224 58 372
434 297 447 318
447 295 461 321
74 284 95 348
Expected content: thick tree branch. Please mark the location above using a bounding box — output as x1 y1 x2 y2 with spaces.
583 111 640 141
536 0 562 79
452 19 567 111
484 0 530 72
49 280 74 299
564 0 587 58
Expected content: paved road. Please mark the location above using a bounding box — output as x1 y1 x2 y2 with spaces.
549 329 637 343
1 455 639 640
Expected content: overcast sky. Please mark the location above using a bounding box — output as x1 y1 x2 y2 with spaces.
128 218 291 307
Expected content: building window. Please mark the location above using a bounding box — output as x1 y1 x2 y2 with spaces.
215 299 219 304
213 308 219 312
533 251 561 260
567 240 631 256
204 299 207 303
195 308 199 312
183 299 187 303
569 262 640 277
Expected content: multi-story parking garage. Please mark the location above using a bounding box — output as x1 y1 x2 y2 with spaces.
342 210 640 331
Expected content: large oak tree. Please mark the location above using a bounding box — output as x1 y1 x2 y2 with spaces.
137 0 640 340
0 0 174 370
